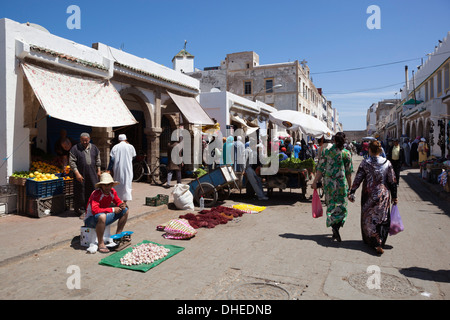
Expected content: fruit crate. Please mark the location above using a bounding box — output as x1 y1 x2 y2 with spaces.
8 176 27 186
26 178 64 198
65 194 74 210
63 179 74 195
145 194 169 206
26 194 65 218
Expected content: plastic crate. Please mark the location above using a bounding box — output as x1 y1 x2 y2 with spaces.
63 179 74 195
65 194 74 210
145 194 169 206
26 194 65 218
26 178 64 198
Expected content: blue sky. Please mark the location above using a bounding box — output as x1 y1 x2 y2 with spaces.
2 0 450 130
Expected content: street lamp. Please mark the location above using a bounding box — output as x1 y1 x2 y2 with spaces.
253 84 283 101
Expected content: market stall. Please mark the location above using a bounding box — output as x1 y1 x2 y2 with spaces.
9 160 74 217
263 110 332 199
6 62 138 218
421 157 450 192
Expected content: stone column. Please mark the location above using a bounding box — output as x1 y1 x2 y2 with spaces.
90 127 114 170
145 127 162 182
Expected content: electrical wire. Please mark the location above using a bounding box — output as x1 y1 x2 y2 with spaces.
310 50 450 75
324 60 446 95
326 81 405 95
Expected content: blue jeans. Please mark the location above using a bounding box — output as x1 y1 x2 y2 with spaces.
84 208 127 228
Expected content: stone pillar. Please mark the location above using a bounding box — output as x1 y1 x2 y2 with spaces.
145 127 162 182
90 127 114 170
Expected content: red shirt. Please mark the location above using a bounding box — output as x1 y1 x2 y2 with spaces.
85 188 123 218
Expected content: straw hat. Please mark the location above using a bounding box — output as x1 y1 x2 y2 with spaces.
95 172 120 189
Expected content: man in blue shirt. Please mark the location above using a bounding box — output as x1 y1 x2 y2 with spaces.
293 141 301 158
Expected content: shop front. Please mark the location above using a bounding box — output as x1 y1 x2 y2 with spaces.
1 19 201 215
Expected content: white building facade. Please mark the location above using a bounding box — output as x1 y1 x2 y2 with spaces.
400 32 450 157
188 51 337 139
0 18 212 184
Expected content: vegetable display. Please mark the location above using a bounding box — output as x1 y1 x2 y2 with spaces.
120 243 170 266
279 157 316 171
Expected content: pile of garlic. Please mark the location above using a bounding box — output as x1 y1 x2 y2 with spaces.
120 243 170 266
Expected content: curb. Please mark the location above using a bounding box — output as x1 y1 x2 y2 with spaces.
0 204 169 267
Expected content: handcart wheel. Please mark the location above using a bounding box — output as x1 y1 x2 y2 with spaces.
194 182 218 207
218 185 232 200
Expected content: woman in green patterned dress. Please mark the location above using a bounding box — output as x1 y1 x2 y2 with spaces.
311 132 353 242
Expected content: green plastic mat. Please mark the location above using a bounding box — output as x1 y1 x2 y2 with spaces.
99 240 185 272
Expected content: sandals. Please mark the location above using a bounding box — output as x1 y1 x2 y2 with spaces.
375 246 384 254
331 224 342 242
98 246 110 254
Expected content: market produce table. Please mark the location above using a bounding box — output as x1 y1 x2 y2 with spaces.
264 167 310 199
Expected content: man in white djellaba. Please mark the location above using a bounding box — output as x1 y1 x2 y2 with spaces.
109 134 136 204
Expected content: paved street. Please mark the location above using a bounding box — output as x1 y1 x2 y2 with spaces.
0 155 449 303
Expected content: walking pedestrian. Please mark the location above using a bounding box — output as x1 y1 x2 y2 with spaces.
284 137 293 158
293 141 301 158
410 137 419 166
402 138 411 166
317 135 333 160
418 137 429 164
299 139 312 160
361 140 369 158
348 140 398 254
387 138 404 185
311 132 353 242
69 132 101 217
235 136 245 172
109 134 136 203
164 135 183 188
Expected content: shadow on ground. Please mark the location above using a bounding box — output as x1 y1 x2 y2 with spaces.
278 232 389 256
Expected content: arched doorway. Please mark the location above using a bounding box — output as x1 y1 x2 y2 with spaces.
114 93 147 154
417 118 424 138
411 122 417 140
405 122 411 138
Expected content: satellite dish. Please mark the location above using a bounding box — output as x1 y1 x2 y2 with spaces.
210 88 221 92
22 22 50 33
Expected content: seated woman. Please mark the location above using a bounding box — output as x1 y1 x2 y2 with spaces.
84 172 129 253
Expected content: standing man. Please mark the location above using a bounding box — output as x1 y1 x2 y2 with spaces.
109 134 136 204
243 140 268 201
387 138 404 185
234 136 245 172
69 132 101 217
402 138 411 166
164 136 183 188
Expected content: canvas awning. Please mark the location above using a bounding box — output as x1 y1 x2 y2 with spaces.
167 91 214 125
230 114 258 135
402 99 423 106
269 110 332 138
21 63 137 127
